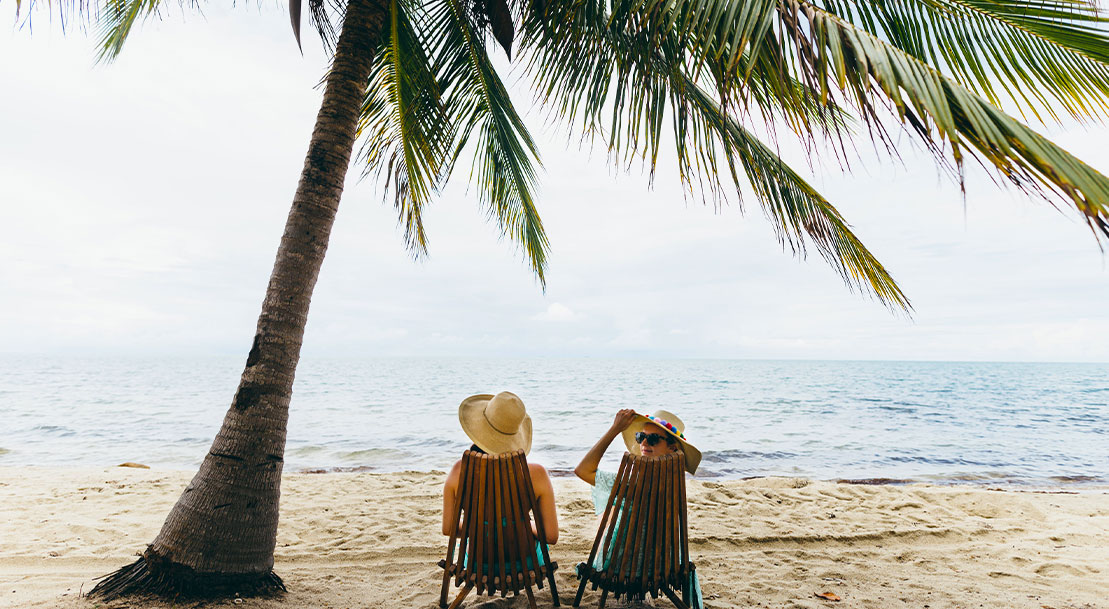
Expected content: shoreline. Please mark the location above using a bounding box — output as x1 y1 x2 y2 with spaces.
2 466 1107 609
12 462 1107 491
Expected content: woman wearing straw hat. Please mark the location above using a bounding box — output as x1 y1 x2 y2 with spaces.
442 391 559 545
574 408 702 486
574 408 703 609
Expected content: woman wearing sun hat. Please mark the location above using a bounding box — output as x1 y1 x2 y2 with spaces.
441 391 559 545
574 408 703 609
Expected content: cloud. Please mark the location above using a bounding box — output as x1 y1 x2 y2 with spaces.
531 303 577 322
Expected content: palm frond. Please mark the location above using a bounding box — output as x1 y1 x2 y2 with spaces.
290 0 303 50
521 1 905 308
96 0 175 61
358 0 452 255
14 0 95 31
428 0 550 285
581 0 1109 241
816 0 1109 121
685 83 909 310
776 0 1109 242
522 0 845 171
309 0 346 53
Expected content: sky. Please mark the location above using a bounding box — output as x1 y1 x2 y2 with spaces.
2 4 1108 362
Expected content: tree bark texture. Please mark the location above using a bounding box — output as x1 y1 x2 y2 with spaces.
89 0 388 598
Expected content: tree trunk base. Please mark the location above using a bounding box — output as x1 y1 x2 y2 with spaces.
87 549 286 601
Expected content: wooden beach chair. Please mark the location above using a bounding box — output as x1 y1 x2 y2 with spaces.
573 452 695 609
438 449 560 609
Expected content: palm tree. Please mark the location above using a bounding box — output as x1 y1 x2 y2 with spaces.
14 0 1108 599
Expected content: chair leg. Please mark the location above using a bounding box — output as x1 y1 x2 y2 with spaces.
573 573 589 607
661 586 690 609
525 584 538 609
440 568 452 608
447 582 476 609
597 589 609 609
548 569 561 606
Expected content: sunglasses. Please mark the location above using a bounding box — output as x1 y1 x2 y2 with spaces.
635 431 674 446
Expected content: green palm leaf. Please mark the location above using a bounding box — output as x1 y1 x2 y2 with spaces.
358 0 451 255
428 0 550 285
817 0 1109 121
778 1 1109 240
588 0 1109 241
97 0 174 61
684 83 908 310
522 0 905 308
523 0 843 167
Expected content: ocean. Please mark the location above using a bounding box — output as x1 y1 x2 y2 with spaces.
1 356 1106 486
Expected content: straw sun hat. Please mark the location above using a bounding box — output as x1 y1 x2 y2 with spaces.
458 391 533 455
621 410 702 475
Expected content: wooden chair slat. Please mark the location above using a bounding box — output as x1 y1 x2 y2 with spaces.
473 455 487 593
503 454 525 594
513 455 536 589
484 454 498 594
459 451 481 587
597 454 632 575
516 450 559 602
503 451 528 592
665 452 674 581
629 457 651 594
615 451 649 585
603 457 631 582
674 450 683 576
525 580 538 609
674 450 683 599
654 455 670 589
492 456 508 595
517 451 544 590
644 454 664 590
440 452 468 606
676 454 685 583
629 457 652 594
664 453 677 585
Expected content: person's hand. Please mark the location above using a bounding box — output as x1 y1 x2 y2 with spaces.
610 408 638 433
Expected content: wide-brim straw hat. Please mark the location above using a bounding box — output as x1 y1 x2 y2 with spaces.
621 409 702 475
458 391 533 455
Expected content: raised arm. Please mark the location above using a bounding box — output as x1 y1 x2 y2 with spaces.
574 409 637 486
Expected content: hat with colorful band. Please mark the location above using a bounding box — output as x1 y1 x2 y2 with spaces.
620 409 702 475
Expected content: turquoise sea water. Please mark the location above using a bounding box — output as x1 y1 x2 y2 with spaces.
1 357 1106 486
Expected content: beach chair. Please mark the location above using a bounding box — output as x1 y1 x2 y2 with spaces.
439 449 560 609
573 452 695 609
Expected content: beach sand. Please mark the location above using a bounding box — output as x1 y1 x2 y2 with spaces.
1 467 1105 609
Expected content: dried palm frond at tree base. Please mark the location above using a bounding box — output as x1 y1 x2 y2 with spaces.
86 548 286 601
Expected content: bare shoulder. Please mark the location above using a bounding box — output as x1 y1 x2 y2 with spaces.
445 459 463 487
528 462 552 484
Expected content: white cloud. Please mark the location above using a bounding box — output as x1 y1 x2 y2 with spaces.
531 303 577 322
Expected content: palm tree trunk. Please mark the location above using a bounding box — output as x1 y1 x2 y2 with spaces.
88 0 387 599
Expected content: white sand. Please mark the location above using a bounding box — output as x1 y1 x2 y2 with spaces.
1 467 1106 609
